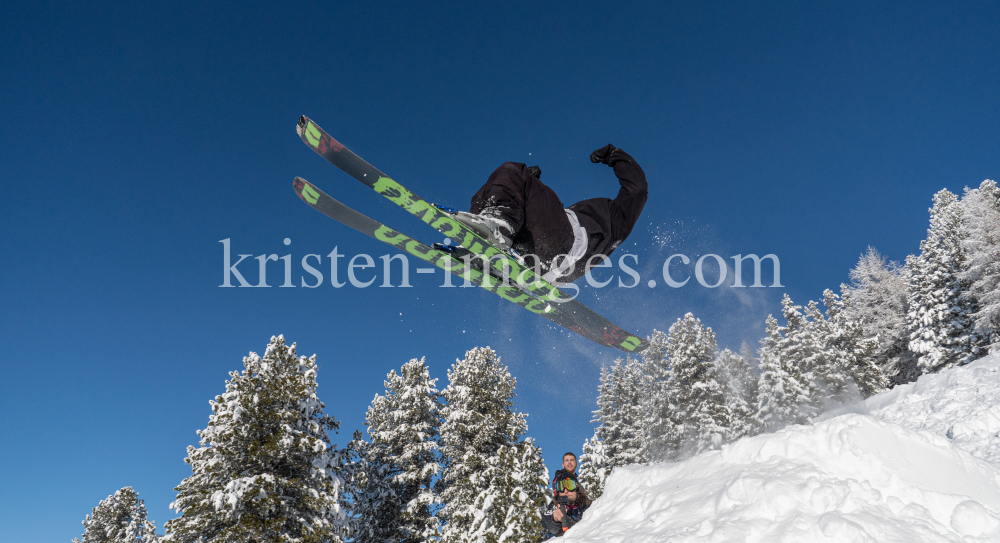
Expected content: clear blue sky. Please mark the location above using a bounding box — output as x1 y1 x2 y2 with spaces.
2 1 998 540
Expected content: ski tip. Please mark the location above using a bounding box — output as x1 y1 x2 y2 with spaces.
296 115 309 136
292 177 323 206
617 334 650 353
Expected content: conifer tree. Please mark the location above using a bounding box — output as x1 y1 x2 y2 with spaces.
73 487 157 543
738 342 761 418
840 247 914 384
353 358 441 543
907 189 980 373
344 431 395 543
755 291 886 433
662 313 731 458
801 299 855 406
714 348 756 441
822 289 887 398
580 356 648 497
960 179 1000 354
468 439 549 542
578 435 608 501
164 336 349 543
643 315 732 461
594 357 648 465
776 295 825 406
641 330 675 461
755 313 812 432
437 347 546 543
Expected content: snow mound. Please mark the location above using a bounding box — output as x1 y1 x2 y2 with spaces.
862 355 1000 464
567 354 1000 542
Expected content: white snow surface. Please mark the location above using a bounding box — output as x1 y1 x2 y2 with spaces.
566 353 1000 542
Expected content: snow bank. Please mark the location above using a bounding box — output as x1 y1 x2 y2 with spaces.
566 354 1000 542
860 355 1000 465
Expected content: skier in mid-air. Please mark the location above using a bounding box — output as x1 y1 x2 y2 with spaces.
453 144 648 284
295 115 650 351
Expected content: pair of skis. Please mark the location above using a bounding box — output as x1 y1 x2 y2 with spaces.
293 116 648 353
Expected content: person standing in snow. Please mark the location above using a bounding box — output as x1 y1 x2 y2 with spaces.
453 145 648 284
540 453 592 538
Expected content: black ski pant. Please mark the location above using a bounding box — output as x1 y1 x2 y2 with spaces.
469 162 574 267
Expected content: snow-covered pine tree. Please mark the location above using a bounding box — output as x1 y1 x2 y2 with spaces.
437 347 547 543
907 189 981 373
754 312 812 433
163 336 349 543
960 179 1000 354
840 247 914 384
353 358 441 543
665 313 731 457
579 356 648 498
641 330 675 461
73 487 157 543
774 296 824 422
822 289 887 398
642 313 731 461
738 342 761 422
714 348 756 442
343 431 394 543
578 435 608 501
801 297 859 409
469 439 549 543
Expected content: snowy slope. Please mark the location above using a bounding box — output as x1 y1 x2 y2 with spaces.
566 353 1000 542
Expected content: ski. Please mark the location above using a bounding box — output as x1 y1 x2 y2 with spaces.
295 116 648 352
292 177 616 348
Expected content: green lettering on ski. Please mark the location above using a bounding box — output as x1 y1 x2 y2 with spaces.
374 226 408 249
497 287 532 305
407 199 439 223
620 336 642 351
301 183 320 205
373 177 444 227
436 257 484 284
304 121 322 148
431 215 464 237
373 176 411 205
433 254 455 272
370 176 574 307
523 298 550 314
404 240 437 262
373 177 458 230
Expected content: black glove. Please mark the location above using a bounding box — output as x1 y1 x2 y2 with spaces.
590 144 617 165
528 165 542 179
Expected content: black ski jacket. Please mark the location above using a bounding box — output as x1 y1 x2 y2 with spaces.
564 149 648 283
469 151 647 283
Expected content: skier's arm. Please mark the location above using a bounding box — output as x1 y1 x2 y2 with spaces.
607 149 648 244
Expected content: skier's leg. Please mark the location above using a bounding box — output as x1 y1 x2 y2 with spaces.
470 162 574 266
469 162 529 230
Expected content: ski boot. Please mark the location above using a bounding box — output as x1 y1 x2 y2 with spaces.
452 211 514 251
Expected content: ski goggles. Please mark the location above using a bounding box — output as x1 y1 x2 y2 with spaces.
555 478 579 492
